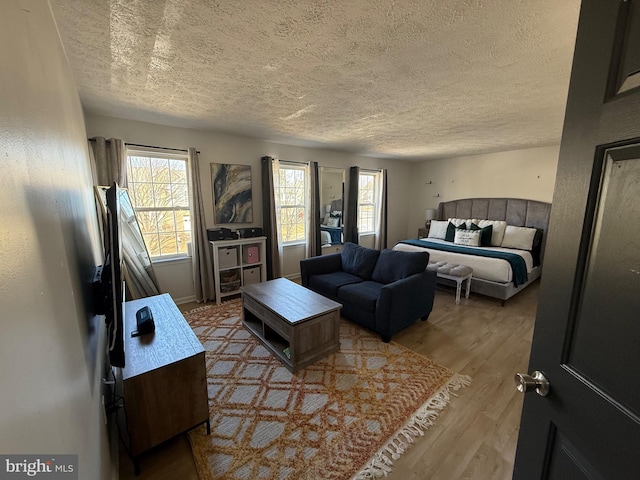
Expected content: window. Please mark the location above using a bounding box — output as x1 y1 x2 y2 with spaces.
126 149 191 259
358 172 377 234
277 165 307 243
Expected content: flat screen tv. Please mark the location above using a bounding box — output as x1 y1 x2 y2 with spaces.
95 182 126 368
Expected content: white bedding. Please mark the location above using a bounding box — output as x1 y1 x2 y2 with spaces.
393 239 534 284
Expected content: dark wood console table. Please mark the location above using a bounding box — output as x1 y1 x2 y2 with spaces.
120 293 209 474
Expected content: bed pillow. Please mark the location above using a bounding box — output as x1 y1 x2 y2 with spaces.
427 220 448 239
448 217 477 228
501 225 538 250
476 220 507 246
530 228 544 266
454 229 481 247
469 223 493 247
445 221 467 242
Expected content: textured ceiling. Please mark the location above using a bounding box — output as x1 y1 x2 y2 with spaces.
50 0 581 161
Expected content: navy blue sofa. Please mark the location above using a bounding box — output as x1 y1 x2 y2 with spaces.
300 242 437 342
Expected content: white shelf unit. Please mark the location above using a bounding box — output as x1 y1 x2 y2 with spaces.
210 236 267 305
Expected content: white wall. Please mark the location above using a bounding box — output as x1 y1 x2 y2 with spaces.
406 145 560 237
85 116 560 300
85 114 414 299
0 2 111 478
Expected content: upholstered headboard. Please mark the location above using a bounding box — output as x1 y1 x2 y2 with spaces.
437 198 552 261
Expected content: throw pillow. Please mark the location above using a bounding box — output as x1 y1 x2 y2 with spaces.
454 229 481 247
427 220 448 240
469 223 493 247
371 249 429 284
445 221 467 242
326 217 339 227
501 225 538 250
341 242 381 280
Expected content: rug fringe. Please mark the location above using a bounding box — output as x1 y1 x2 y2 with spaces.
351 373 472 480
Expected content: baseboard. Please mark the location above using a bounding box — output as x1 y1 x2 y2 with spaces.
173 294 197 305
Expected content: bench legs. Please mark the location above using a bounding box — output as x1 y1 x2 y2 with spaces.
438 272 472 304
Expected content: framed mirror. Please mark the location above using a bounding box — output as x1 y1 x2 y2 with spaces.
319 167 345 248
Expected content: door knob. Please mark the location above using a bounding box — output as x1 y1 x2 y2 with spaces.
514 371 549 396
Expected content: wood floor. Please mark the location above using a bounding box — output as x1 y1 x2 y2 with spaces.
119 281 538 480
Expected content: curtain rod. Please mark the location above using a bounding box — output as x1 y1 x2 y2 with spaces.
280 159 309 166
89 138 200 154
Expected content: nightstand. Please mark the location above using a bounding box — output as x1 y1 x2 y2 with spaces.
418 227 429 239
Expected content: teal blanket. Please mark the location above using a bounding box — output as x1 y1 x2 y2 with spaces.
400 239 528 287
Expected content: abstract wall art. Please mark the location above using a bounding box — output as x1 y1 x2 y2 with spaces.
211 163 253 223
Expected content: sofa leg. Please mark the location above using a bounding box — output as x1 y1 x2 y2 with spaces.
381 335 391 343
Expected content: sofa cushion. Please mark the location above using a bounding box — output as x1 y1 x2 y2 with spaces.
308 271 362 299
338 281 385 313
371 249 429 284
341 242 380 280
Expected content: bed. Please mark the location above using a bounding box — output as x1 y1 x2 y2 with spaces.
394 198 551 302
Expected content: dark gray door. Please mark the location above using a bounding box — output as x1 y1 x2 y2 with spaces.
513 1 640 478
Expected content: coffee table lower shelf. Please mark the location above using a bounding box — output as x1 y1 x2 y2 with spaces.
243 311 292 368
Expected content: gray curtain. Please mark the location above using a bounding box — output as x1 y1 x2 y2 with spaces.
189 148 214 302
89 137 160 299
345 166 360 244
89 137 127 187
261 156 281 279
375 169 388 250
308 161 321 257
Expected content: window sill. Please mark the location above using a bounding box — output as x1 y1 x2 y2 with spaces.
151 255 191 265
282 241 306 248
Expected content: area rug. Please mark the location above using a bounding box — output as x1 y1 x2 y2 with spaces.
185 299 470 480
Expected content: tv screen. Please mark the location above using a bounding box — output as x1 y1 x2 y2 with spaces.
104 183 125 368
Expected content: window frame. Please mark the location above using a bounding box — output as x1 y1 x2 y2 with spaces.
125 147 192 261
357 172 378 235
277 163 308 246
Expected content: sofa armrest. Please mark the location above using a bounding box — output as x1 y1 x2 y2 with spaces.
376 270 437 338
300 253 342 287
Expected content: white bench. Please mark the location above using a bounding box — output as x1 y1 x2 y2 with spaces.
427 261 473 304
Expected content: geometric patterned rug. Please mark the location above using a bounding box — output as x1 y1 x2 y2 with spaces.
185 299 471 480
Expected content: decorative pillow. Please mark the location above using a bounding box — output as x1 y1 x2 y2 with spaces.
341 242 380 280
476 220 507 246
326 217 339 227
454 229 482 247
445 221 467 242
371 249 429 284
501 225 538 250
427 220 448 240
469 223 493 247
530 228 544 266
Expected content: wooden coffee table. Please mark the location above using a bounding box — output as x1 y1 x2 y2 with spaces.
241 278 342 372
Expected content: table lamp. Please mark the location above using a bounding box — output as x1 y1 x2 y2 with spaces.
424 209 437 228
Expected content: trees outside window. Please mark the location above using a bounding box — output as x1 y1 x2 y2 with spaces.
358 172 377 234
278 165 307 243
126 149 192 259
